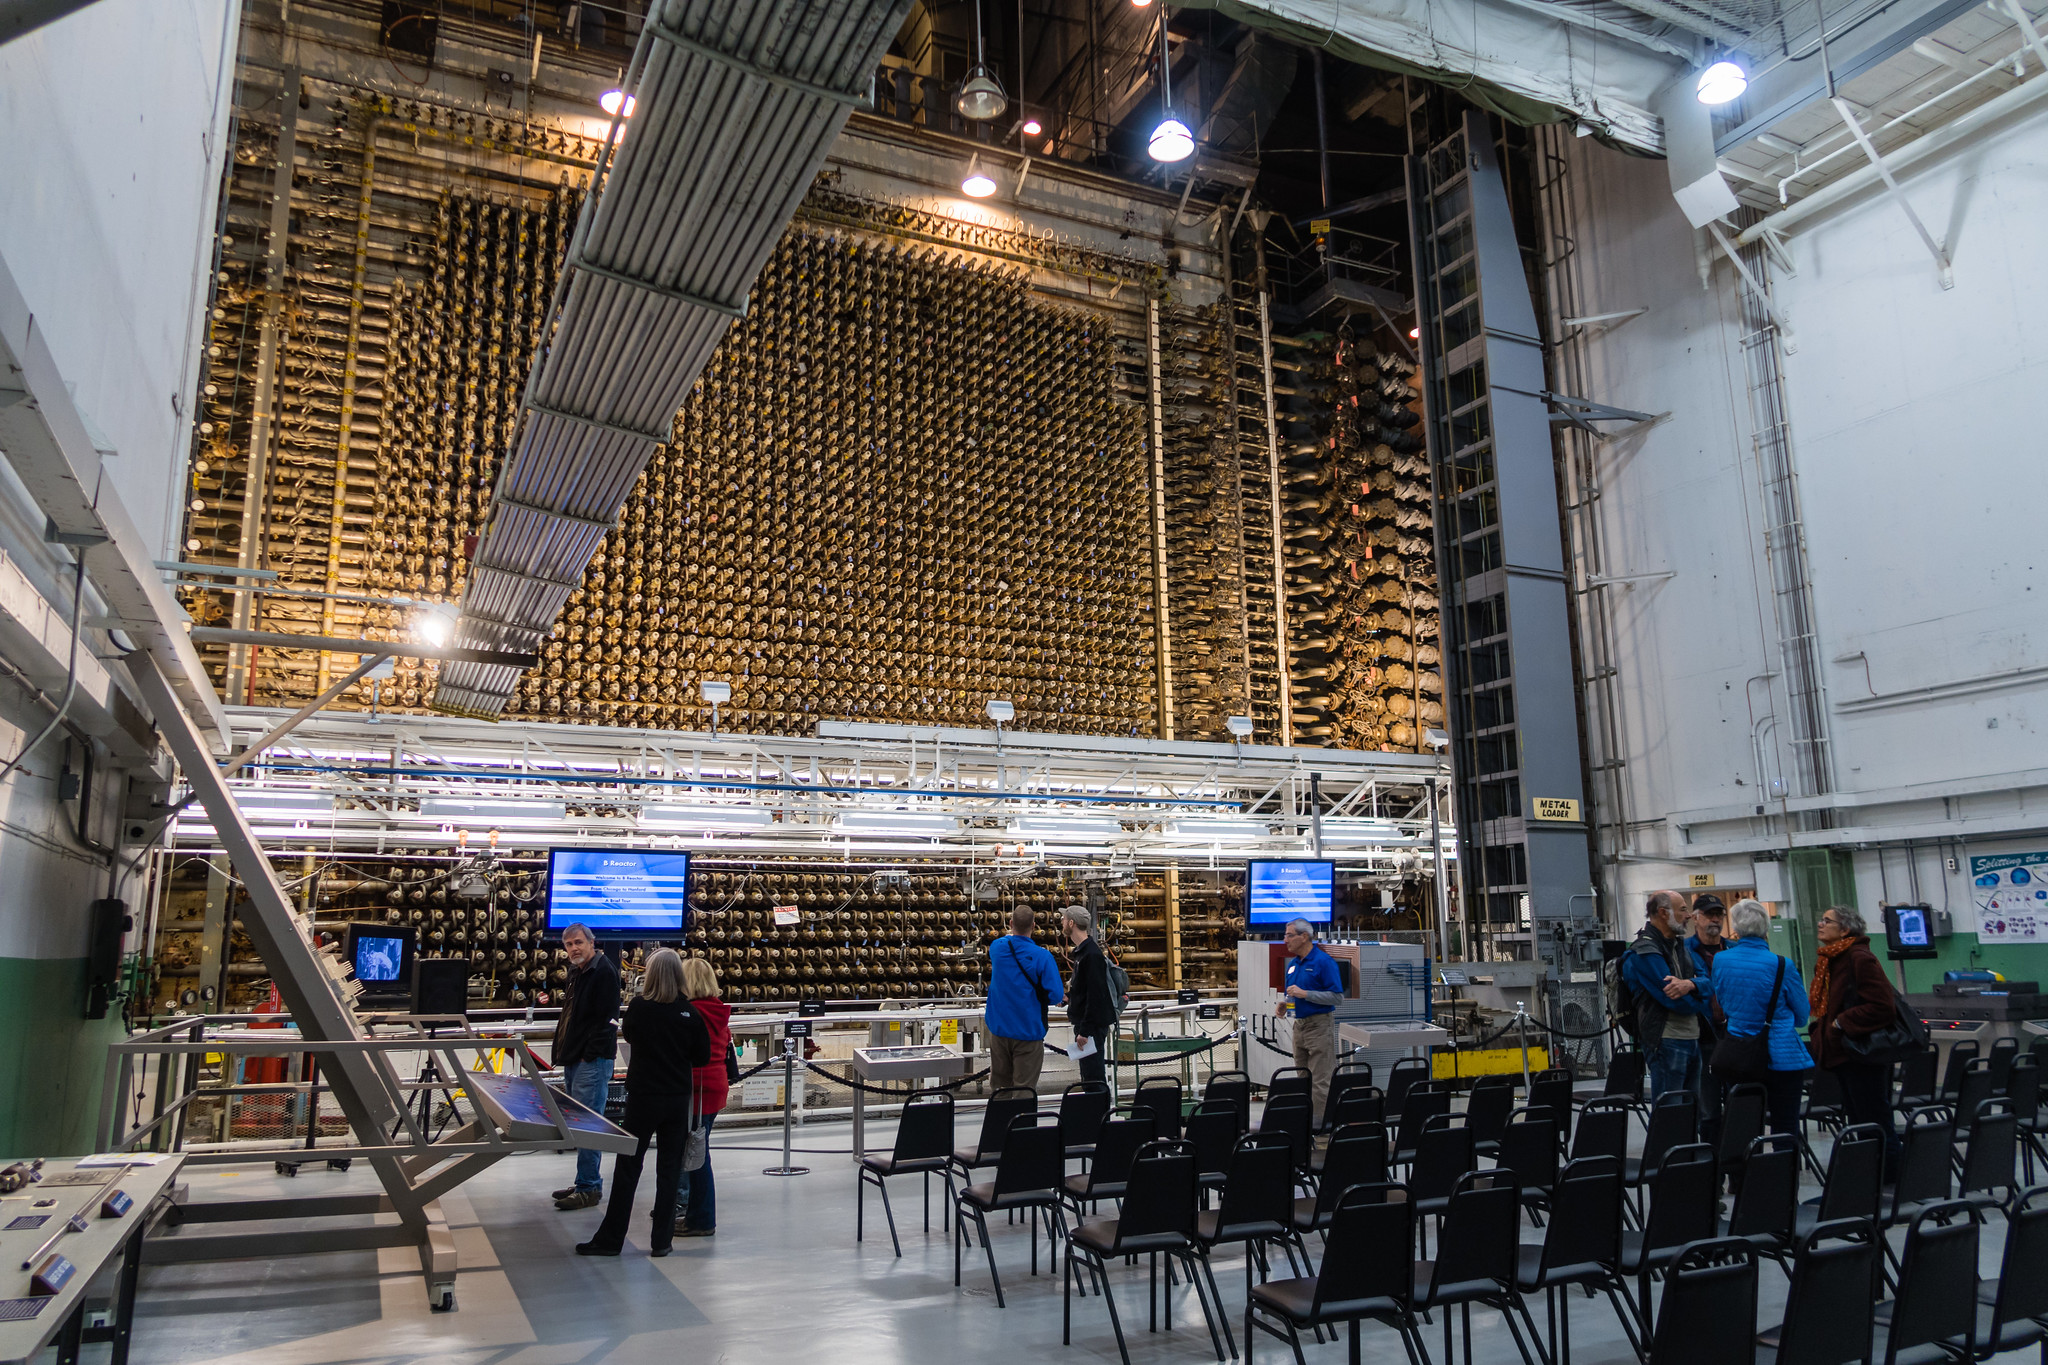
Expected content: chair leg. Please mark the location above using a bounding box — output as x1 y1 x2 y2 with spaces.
1603 1283 1645 1362
856 1168 865 1244
1180 1250 1226 1362
1100 1253 1131 1365
976 1208 1004 1308
1283 1318 1309 1365
1064 1242 1074 1345
1507 1293 1546 1365
876 1174 902 1258
1199 1249 1239 1360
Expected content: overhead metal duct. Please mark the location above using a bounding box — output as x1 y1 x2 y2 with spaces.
432 0 912 718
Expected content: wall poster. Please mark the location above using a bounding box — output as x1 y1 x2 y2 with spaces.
1971 852 2048 944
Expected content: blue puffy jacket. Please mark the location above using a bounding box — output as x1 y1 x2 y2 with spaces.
1709 936 1814 1072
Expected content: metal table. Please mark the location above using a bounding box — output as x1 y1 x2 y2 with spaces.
847 1045 972 1162
0 1154 184 1365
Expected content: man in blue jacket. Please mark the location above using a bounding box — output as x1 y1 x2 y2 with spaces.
1278 918 1345 1120
1622 891 1713 1102
985 907 1065 1093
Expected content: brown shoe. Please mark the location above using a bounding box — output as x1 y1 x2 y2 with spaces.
674 1226 715 1238
555 1188 601 1210
551 1186 579 1200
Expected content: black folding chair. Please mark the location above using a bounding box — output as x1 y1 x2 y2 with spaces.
1267 1066 1313 1104
1319 1060 1375 1134
950 1085 1038 1184
1941 1041 1982 1100
1970 1184 2048 1362
1951 1061 1995 1142
1467 1074 1517 1158
1412 1171 1542 1365
954 1112 1068 1308
1598 1047 1648 1123
1250 1184 1429 1365
1515 1155 1641 1365
1893 1048 1938 1121
1409 1112 1476 1248
1717 1082 1768 1179
1392 1081 1452 1166
2008 1055 2048 1182
1058 1080 1112 1163
1494 1106 1560 1222
1293 1121 1389 1237
1880 1108 1954 1287
1872 1200 1980 1365
1624 1091 1698 1226
858 1088 955 1256
1061 1112 1157 1222
1573 1097 1631 1165
1956 1097 2020 1214
1620 1142 1719 1335
1185 1099 1239 1202
1804 1067 1848 1160
1986 1037 2019 1097
1723 1132 1801 1266
1797 1123 1886 1240
1385 1056 1431 1121
1313 1088 1386 1170
1196 1132 1317 1331
1530 1067 1576 1153
1133 1075 1185 1141
1064 1138 1226 1365
1648 1238 1759 1365
1256 1090 1315 1180
1756 1219 1880 1365
1205 1070 1253 1137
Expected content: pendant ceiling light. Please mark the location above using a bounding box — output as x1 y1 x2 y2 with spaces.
1695 58 1748 105
955 0 1008 121
1147 8 1194 162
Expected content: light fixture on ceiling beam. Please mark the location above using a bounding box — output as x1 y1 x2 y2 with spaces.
833 810 959 837
640 805 773 831
1147 7 1194 162
232 790 337 816
1007 813 1125 838
699 678 731 737
599 88 636 119
414 603 458 648
418 798 568 825
1695 59 1748 105
961 154 998 198
955 0 1008 120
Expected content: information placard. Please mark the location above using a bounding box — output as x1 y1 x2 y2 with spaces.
1972 853 2048 944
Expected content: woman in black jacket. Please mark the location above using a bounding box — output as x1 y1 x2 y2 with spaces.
577 948 709 1257
1060 906 1117 1083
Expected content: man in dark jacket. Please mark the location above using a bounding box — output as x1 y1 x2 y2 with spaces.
1622 891 1713 1102
1685 895 1730 1143
1060 906 1116 1083
551 923 620 1209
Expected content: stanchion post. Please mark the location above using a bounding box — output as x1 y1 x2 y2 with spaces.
1515 1003 1532 1089
764 1023 811 1177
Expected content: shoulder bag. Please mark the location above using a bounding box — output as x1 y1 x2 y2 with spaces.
1006 939 1052 1028
1710 953 1785 1082
1839 968 1930 1063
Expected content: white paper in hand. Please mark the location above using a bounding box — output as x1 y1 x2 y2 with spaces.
1068 1035 1099 1060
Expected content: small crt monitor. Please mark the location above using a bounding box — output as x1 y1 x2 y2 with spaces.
346 922 415 1001
546 848 692 939
1883 903 1940 960
1247 859 1336 927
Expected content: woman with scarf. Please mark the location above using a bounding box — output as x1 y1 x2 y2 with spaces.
1810 904 1905 1172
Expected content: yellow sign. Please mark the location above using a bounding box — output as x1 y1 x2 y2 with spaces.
938 1018 958 1046
1688 873 1716 888
1531 797 1581 822
1309 218 1332 236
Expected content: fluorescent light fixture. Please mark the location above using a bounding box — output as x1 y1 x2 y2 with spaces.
415 603 457 648
1695 60 1747 105
1008 813 1123 838
231 790 336 816
419 798 567 825
599 88 636 118
1148 116 1194 163
985 698 1015 723
640 805 773 831
1317 818 1405 844
1163 817 1271 842
699 679 732 704
833 810 958 836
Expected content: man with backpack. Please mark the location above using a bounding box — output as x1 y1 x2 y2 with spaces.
1622 890 1714 1102
1059 906 1118 1083
984 907 1065 1093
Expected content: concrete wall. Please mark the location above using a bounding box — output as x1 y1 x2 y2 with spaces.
0 0 240 1153
1550 109 2048 956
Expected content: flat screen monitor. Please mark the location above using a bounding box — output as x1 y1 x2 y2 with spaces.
1883 902 1940 960
346 922 415 1002
1247 859 1335 926
546 848 692 939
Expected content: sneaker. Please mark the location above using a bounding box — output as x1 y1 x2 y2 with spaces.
574 1240 621 1256
556 1188 602 1210
551 1185 580 1200
675 1226 715 1238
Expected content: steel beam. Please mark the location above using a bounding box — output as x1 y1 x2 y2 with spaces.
189 627 538 669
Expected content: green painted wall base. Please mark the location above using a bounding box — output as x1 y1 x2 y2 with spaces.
0 957 124 1155
1871 933 2048 995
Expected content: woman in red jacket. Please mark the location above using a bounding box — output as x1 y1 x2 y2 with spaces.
1811 904 1905 1173
675 956 732 1238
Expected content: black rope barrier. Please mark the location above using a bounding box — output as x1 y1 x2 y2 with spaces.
1119 1034 1232 1068
799 1061 993 1096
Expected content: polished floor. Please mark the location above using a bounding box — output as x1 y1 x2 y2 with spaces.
120 1114 2031 1365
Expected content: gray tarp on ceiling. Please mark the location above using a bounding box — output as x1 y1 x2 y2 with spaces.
1182 0 1686 152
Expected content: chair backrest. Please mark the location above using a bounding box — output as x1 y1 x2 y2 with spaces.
1410 1113 1476 1202
1385 1056 1430 1116
1987 1036 2020 1095
1214 1133 1295 1238
1953 1058 1995 1134
2033 1035 2048 1077
1330 1085 1386 1130
1718 1082 1768 1169
1466 1076 1516 1145
1267 1066 1313 1103
1314 1122 1392 1216
1185 1100 1238 1182
1770 1219 1879 1365
1058 1081 1112 1152
1259 1090 1314 1171
1528 1072 1575 1144
976 1086 1040 1155
1890 1109 1955 1213
992 1112 1065 1198
1321 1060 1376 1131
1895 1047 1938 1107
1642 1143 1720 1255
1986 1186 2048 1337
1132 1076 1184 1140
893 1089 956 1164
1494 1107 1558 1195
1941 1040 1981 1098
1641 1090 1700 1178
1604 1048 1646 1101
1726 1133 1800 1245
1958 1098 2018 1201
1649 1239 1759 1365
1537 1156 1624 1275
1885 1201 1981 1365
1111 1139 1200 1245
1817 1124 1886 1223
1572 1098 1630 1163
1313 1184 1416 1315
2006 1055 2041 1125
1427 1170 1522 1296
1084 1113 1159 1194
1805 1065 1845 1115
1393 1081 1452 1154
1203 1070 1252 1134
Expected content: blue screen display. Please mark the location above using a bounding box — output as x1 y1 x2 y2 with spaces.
547 849 692 936
1893 905 1931 947
1247 860 1335 924
354 935 405 981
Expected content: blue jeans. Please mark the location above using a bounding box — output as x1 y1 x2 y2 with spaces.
679 1112 716 1230
1647 1037 1702 1102
565 1059 613 1191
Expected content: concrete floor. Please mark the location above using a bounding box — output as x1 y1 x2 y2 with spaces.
112 1115 2035 1365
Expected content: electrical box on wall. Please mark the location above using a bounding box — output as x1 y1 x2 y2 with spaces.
1752 860 1788 902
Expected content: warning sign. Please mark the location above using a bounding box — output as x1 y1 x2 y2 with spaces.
1531 797 1581 823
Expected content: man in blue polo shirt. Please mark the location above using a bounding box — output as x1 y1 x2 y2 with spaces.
1277 917 1344 1119
985 907 1065 1093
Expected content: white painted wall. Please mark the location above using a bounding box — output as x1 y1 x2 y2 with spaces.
0 0 241 562
1551 109 2048 916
